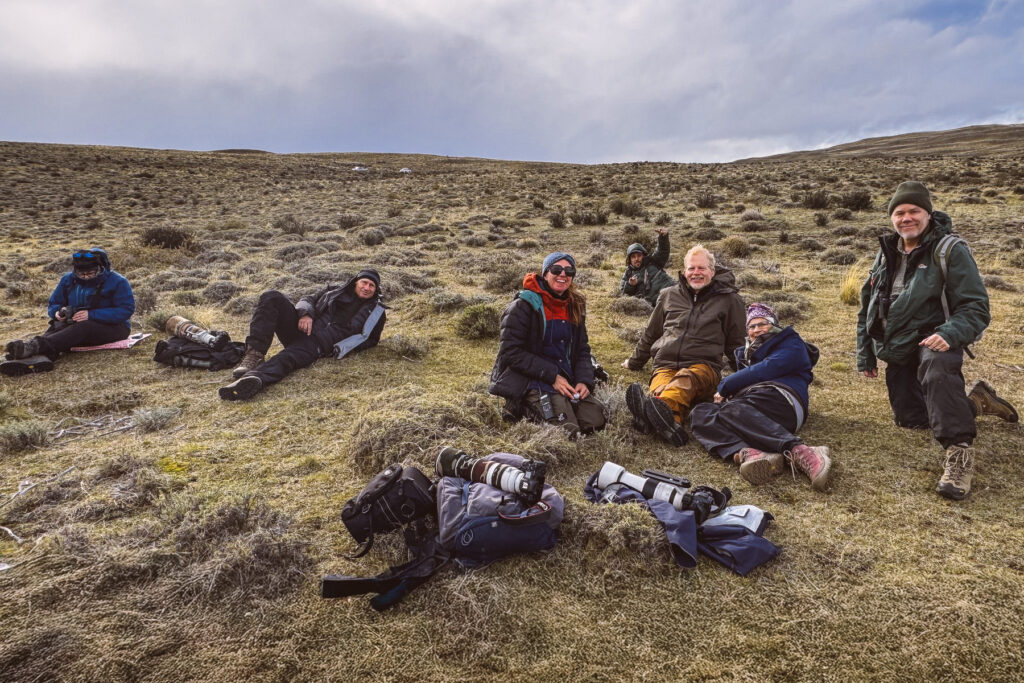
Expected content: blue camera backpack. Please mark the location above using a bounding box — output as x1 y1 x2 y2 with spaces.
436 452 564 568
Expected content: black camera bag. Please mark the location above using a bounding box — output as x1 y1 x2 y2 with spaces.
341 464 435 558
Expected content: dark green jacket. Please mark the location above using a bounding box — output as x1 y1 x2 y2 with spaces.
856 211 989 370
621 234 676 306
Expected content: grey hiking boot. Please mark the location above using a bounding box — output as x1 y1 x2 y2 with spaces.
643 395 688 447
219 375 263 401
734 448 785 485
5 338 39 360
625 382 653 433
937 443 973 500
786 444 832 491
232 347 265 379
967 380 1018 423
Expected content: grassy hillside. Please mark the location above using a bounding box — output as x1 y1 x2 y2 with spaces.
1 136 1022 681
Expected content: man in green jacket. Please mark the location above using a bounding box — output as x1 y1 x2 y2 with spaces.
621 227 676 306
622 244 746 447
857 181 1018 500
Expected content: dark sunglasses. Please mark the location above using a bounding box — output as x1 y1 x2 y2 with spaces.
547 265 576 277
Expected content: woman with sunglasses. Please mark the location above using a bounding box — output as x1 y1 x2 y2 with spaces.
489 252 605 437
688 302 832 490
2 247 135 376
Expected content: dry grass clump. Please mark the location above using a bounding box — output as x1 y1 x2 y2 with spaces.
133 407 180 432
560 498 668 565
983 274 1017 291
380 333 431 359
609 296 653 317
0 419 48 454
821 247 858 265
721 235 752 257
455 303 501 339
840 260 869 305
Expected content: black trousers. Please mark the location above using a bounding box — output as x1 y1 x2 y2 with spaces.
884 347 976 448
244 290 323 387
689 385 802 460
35 320 130 360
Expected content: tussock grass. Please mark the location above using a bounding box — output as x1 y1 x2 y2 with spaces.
841 259 870 305
0 140 1022 680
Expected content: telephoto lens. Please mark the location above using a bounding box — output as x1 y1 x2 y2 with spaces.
166 315 231 351
597 461 690 511
435 447 547 505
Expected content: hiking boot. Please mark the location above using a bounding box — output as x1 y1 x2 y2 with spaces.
0 354 54 377
643 395 688 447
786 444 832 491
967 380 1018 423
937 443 973 500
734 448 785 485
219 375 263 401
5 338 39 360
232 347 265 379
625 382 653 433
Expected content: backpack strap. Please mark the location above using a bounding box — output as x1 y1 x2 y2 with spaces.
933 234 978 358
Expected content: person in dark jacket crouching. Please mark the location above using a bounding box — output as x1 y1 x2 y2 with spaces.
219 269 386 400
2 248 134 377
689 303 832 491
489 252 605 437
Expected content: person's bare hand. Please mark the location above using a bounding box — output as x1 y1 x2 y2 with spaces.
713 392 723 403
655 227 668 236
574 383 590 400
552 375 575 398
298 315 313 335
72 310 89 322
621 359 633 370
628 275 638 286
919 334 949 352
862 368 878 378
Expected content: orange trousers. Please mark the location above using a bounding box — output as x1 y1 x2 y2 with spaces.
649 363 720 425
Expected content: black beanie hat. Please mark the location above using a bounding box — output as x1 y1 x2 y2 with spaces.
354 269 381 288
888 181 933 216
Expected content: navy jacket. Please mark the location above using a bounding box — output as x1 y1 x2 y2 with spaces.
717 326 817 410
47 270 135 325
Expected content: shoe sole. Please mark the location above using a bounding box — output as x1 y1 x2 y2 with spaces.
936 481 968 500
0 356 54 377
219 376 262 401
809 447 832 492
643 396 687 447
968 380 1019 423
625 383 652 433
739 453 783 485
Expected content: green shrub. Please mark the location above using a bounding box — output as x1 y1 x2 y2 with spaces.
801 189 831 209
359 228 386 246
455 304 501 339
695 190 716 209
273 214 309 236
0 420 48 454
839 188 873 211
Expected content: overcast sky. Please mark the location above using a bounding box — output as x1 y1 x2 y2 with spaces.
1 0 1022 163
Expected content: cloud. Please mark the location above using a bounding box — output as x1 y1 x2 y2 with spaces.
1 0 1022 161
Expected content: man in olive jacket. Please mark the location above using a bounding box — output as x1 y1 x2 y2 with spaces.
623 244 745 446
857 181 1017 500
621 227 676 306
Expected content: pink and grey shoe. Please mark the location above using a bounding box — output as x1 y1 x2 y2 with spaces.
734 448 785 485
787 444 832 491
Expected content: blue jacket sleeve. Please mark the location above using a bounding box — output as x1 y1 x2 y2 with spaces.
88 274 135 324
718 336 810 397
47 275 72 319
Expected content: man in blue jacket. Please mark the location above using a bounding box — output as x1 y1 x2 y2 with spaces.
2 248 135 376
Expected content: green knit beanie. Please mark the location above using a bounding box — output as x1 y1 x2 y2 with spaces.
887 181 932 215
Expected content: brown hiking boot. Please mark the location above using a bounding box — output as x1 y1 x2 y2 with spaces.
232 347 265 378
937 444 973 500
786 444 832 491
734 448 784 485
967 380 1018 423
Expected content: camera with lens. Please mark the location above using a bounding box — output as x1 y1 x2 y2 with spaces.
57 306 77 322
435 447 547 506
